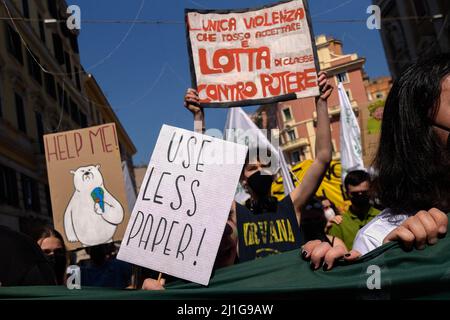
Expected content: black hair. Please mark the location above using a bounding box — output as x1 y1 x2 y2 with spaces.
372 53 450 214
344 170 370 191
30 225 66 251
301 196 327 242
316 196 339 214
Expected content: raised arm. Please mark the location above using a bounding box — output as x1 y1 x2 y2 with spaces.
290 72 333 222
184 88 205 134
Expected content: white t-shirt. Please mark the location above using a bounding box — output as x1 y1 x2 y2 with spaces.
353 209 409 255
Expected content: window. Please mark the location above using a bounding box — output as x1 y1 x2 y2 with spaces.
96 110 101 124
38 14 46 44
74 67 81 90
22 0 29 19
282 108 292 122
15 93 26 133
57 84 68 112
6 24 23 64
0 79 3 118
345 89 353 101
336 72 348 83
80 111 88 128
52 33 64 65
70 99 80 125
45 72 56 100
65 51 72 79
413 0 429 16
45 185 52 217
70 33 79 54
21 174 40 213
35 112 45 154
292 151 301 163
0 165 19 207
27 51 42 85
47 0 58 19
287 129 296 141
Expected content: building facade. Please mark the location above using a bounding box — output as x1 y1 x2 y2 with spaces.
256 35 369 167
361 76 393 165
0 0 136 231
375 0 449 79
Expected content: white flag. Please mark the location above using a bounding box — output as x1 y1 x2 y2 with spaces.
338 82 365 182
278 147 295 195
224 107 293 201
122 161 137 213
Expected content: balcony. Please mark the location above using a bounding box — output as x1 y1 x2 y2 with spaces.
313 101 359 122
280 137 309 152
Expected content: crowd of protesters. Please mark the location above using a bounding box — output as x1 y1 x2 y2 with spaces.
1 53 449 290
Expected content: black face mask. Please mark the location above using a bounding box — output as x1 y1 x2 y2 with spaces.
247 171 274 198
46 254 56 267
350 192 370 208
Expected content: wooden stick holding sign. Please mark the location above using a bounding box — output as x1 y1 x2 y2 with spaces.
117 125 247 285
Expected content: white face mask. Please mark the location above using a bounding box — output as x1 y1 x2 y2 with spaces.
324 208 336 220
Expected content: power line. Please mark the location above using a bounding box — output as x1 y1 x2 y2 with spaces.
0 15 445 24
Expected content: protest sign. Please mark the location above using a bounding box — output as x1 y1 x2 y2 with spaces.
44 123 129 251
117 125 247 285
185 0 320 107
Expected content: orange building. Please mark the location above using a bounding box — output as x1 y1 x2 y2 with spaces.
365 76 392 102
260 35 369 166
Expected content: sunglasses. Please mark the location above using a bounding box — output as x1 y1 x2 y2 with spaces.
349 191 369 197
305 202 323 210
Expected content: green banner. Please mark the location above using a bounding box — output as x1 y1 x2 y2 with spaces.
2 232 450 299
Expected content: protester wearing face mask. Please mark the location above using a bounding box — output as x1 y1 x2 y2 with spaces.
184 71 334 264
31 226 67 285
327 170 379 250
317 197 343 233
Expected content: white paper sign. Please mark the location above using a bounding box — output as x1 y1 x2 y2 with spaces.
117 125 247 285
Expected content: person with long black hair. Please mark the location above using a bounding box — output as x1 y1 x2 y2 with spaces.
302 54 450 270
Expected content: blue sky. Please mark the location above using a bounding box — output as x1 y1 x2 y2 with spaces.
71 0 390 165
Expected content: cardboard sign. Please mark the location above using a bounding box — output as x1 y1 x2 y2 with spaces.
185 0 320 108
117 125 247 285
44 123 129 250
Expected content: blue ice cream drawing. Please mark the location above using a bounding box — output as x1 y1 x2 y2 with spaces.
91 187 105 213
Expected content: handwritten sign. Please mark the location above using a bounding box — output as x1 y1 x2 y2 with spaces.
117 125 247 285
185 0 320 107
44 123 129 251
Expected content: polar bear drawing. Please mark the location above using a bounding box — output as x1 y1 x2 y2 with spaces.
64 164 124 247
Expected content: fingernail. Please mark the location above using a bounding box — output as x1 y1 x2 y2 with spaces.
310 262 317 271
345 253 351 257
301 251 308 260
323 263 329 271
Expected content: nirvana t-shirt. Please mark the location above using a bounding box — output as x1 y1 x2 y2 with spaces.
236 196 303 263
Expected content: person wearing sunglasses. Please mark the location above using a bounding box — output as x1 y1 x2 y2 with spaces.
327 170 380 251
